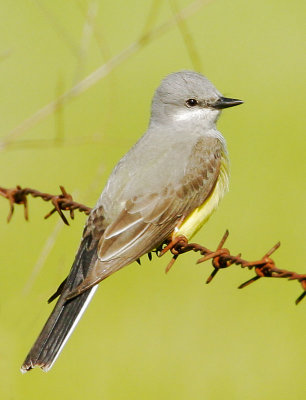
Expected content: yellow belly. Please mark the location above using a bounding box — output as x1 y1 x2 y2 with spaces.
174 154 230 240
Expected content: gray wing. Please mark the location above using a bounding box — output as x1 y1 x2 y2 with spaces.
67 136 223 298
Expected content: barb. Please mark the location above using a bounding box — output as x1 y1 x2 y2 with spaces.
159 231 306 305
0 185 91 225
1 185 305 304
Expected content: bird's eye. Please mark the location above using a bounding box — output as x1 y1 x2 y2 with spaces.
185 98 198 107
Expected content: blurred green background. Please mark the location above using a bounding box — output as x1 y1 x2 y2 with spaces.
0 0 305 399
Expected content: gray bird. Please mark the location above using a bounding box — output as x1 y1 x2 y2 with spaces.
21 71 243 372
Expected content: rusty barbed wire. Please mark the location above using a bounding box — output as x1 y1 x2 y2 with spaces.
0 185 305 304
159 232 306 305
0 185 91 225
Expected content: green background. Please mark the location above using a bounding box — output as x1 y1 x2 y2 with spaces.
0 0 305 399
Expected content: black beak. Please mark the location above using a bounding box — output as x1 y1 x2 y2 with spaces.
212 97 243 109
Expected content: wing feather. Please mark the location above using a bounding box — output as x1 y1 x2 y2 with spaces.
66 136 224 297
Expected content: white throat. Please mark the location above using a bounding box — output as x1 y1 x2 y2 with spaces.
173 107 220 124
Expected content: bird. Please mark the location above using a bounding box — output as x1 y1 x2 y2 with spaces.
21 70 243 372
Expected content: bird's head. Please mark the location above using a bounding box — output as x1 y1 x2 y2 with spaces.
150 71 243 128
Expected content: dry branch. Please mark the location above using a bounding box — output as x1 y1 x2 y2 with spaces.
1 185 305 304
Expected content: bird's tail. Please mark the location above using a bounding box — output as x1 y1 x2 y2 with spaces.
21 234 98 373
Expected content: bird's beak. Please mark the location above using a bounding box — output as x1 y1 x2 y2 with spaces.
212 97 243 109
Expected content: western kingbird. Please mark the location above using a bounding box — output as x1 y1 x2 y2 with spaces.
21 71 243 372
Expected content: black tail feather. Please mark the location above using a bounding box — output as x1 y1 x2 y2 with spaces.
21 234 98 372
47 277 67 303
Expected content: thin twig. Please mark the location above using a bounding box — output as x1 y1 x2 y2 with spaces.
0 0 212 149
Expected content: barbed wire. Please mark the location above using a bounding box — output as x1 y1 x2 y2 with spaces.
158 233 306 304
1 185 305 304
0 185 91 225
